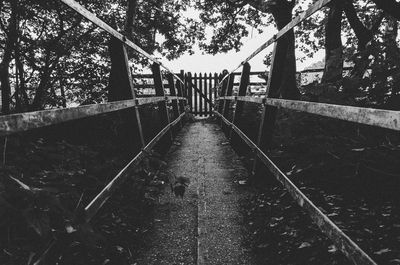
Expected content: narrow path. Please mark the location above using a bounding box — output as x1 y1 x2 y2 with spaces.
135 120 255 265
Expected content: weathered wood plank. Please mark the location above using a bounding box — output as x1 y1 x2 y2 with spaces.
0 95 189 136
176 78 185 114
213 73 219 108
152 63 173 141
204 73 208 115
216 96 400 131
123 45 146 147
217 71 229 115
222 73 235 134
60 0 183 84
219 0 331 83
0 100 134 136
167 74 180 119
187 72 193 112
208 73 213 115
167 74 181 130
213 110 377 265
194 73 198 115
230 62 251 140
252 42 280 174
266 98 400 131
199 73 203 116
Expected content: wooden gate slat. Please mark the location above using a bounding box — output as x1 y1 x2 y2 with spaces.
187 72 193 112
194 73 198 115
199 73 203 116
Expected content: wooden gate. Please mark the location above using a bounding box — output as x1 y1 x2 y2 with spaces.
185 71 269 116
185 72 218 116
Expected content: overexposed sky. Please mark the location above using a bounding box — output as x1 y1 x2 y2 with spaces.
158 6 325 74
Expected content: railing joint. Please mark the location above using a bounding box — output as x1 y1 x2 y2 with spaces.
262 98 267 106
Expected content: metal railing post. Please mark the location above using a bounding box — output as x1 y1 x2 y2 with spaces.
229 62 251 141
152 63 173 141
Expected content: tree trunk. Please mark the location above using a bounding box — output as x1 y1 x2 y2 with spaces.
270 2 300 100
32 51 52 110
322 1 343 83
343 0 371 51
0 1 18 114
124 0 138 39
343 12 384 94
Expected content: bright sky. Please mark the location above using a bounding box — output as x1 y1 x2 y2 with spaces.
158 8 325 74
163 30 324 74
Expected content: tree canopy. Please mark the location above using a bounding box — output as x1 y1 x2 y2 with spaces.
0 0 399 113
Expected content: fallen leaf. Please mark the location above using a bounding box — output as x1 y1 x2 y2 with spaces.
328 244 337 253
351 148 365 152
298 242 311 249
374 248 391 255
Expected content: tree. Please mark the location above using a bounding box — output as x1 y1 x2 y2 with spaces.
0 0 17 114
321 0 343 83
292 0 399 108
196 0 300 99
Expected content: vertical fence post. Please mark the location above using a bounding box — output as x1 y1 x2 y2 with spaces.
252 42 284 175
194 73 198 116
180 70 187 101
222 73 234 134
199 73 203 116
214 73 219 104
187 72 193 112
229 62 251 140
123 45 145 147
176 77 185 114
167 73 182 129
204 73 208 116
152 62 173 141
209 73 213 116
217 70 228 117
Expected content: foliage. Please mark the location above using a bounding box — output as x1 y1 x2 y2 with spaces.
0 126 172 263
0 0 202 111
1 0 399 111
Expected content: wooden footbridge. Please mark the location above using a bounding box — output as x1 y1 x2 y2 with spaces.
1 0 399 264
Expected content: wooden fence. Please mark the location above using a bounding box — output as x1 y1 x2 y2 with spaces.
214 0 399 265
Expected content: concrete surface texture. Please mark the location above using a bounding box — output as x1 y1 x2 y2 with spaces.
135 120 255 265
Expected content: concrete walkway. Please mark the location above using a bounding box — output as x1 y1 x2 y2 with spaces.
135 120 255 265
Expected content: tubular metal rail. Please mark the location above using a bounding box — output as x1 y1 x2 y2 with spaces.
213 0 400 264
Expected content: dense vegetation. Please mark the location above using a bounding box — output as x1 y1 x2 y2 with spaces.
0 0 399 113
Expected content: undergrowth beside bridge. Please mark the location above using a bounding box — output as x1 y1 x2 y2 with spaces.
226 99 400 265
0 106 173 264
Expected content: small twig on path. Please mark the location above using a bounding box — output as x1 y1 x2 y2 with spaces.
74 192 85 211
327 151 341 160
3 137 8 166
